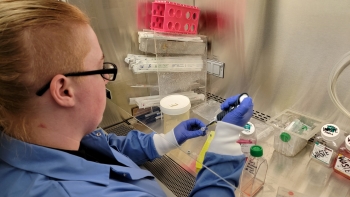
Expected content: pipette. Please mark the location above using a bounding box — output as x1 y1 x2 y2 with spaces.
200 93 249 131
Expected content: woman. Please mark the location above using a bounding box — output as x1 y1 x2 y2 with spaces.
0 1 253 196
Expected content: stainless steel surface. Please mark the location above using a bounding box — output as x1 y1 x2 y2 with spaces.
200 0 350 131
147 113 350 197
197 0 248 97
243 1 350 130
70 0 350 136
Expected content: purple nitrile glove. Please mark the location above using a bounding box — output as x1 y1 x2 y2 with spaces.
174 118 207 145
221 95 254 127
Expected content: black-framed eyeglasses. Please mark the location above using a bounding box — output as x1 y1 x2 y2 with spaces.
36 62 118 96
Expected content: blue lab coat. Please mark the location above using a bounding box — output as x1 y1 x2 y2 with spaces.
0 128 245 197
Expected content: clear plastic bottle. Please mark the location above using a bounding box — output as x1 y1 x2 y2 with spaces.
238 122 257 157
239 145 268 197
310 124 344 167
159 95 191 134
333 135 350 179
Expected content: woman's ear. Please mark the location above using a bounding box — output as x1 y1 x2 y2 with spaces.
49 75 75 107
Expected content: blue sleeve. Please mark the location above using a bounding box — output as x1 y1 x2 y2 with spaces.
190 152 246 197
106 130 161 165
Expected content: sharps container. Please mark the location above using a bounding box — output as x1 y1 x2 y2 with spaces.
160 95 191 133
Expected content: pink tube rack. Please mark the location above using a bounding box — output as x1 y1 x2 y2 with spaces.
150 1 200 34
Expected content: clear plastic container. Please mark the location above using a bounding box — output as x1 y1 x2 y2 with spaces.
333 135 350 179
267 110 323 157
160 94 191 133
239 145 268 197
310 124 344 167
273 130 308 157
249 118 274 141
238 122 257 157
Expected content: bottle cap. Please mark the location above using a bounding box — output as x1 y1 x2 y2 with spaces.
250 145 263 157
280 132 291 142
345 135 350 150
242 122 255 135
321 124 340 141
160 95 191 115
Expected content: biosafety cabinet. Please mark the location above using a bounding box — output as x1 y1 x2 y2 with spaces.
68 0 350 196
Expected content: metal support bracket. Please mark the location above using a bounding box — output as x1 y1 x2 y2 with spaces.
207 59 225 78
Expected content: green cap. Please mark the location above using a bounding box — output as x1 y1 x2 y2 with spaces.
280 132 291 142
250 145 263 157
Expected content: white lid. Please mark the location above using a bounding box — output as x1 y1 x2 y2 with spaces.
345 135 350 150
321 124 340 141
242 122 255 135
160 95 191 115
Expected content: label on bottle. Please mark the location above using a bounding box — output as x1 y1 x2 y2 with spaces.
334 154 350 176
311 142 333 164
241 143 254 155
245 157 257 175
238 139 255 156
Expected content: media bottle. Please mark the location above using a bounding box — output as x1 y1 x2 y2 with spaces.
310 124 343 167
238 122 257 157
239 145 268 197
333 135 350 179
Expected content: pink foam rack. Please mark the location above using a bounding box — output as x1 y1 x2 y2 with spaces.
150 1 200 34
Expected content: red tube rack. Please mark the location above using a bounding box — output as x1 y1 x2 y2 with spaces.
150 1 200 34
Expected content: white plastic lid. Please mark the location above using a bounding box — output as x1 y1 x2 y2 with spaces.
345 135 350 150
242 122 255 135
160 95 191 115
321 124 340 141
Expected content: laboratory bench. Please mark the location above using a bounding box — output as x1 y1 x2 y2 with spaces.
100 100 350 197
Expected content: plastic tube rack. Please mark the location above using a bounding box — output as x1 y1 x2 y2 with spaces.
150 1 200 34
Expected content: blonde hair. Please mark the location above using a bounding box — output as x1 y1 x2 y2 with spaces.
0 0 90 141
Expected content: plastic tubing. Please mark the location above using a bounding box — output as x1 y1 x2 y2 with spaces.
328 51 350 119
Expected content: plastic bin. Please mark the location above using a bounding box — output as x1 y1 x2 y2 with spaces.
150 1 200 34
266 110 323 157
